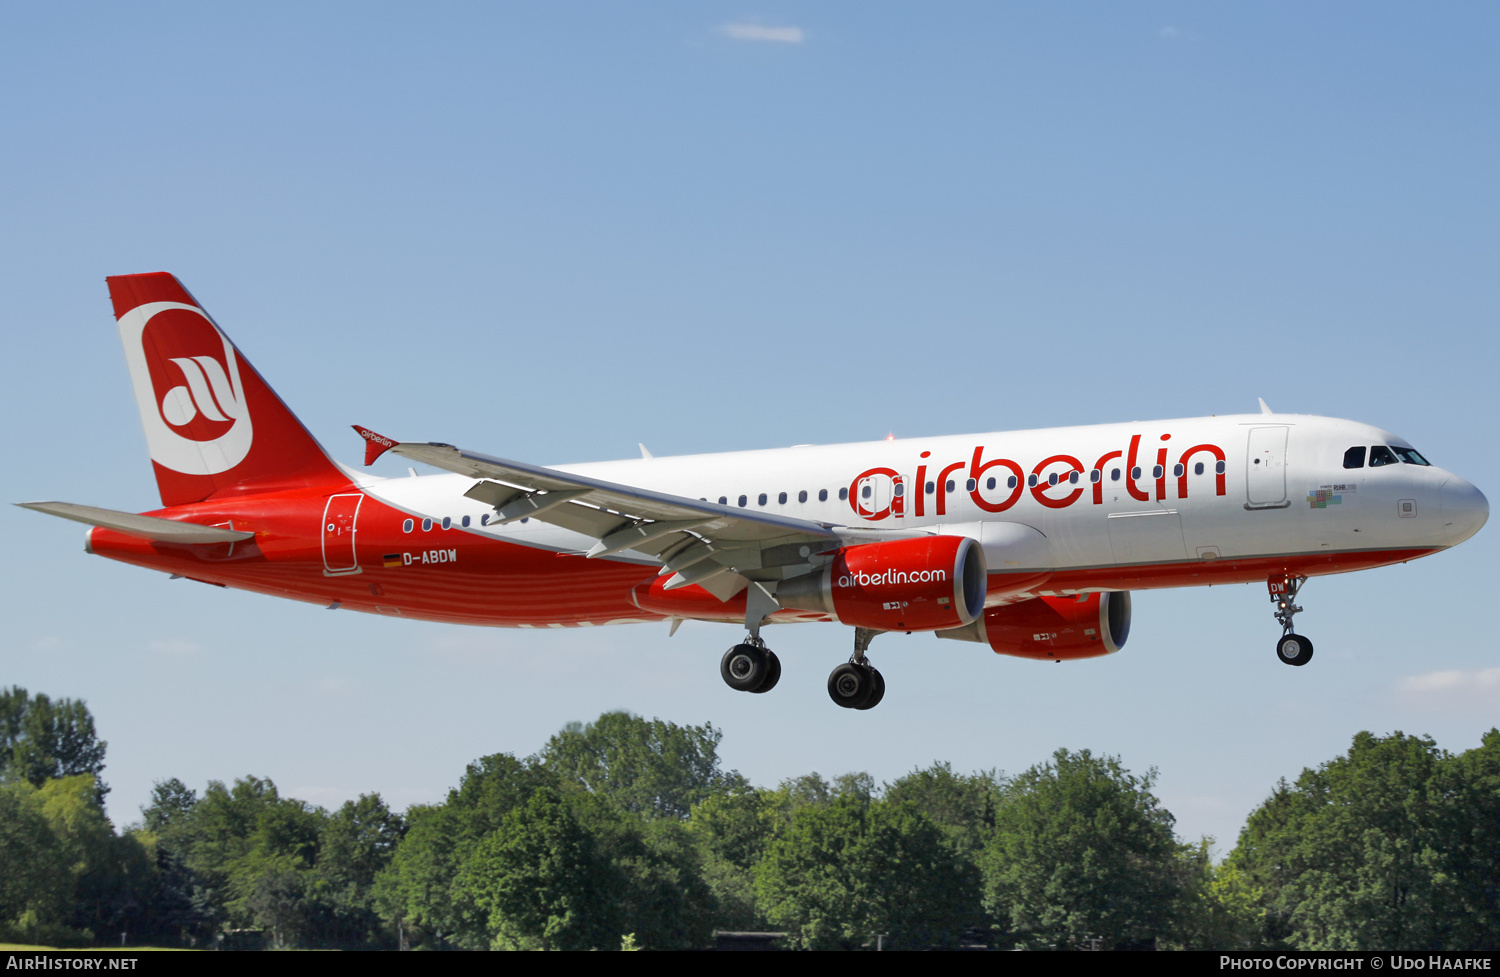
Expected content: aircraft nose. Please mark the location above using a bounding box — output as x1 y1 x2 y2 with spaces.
1441 476 1489 544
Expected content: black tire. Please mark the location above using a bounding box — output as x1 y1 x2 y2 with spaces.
751 650 781 694
856 668 885 710
827 662 873 709
721 644 769 691
1276 634 1314 667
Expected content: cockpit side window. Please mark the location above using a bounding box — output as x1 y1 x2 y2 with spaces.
1369 445 1399 467
1391 446 1431 466
1343 446 1366 469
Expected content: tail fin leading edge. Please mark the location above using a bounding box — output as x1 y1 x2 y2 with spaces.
107 272 348 507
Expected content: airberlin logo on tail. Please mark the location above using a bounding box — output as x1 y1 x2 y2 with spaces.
117 302 254 476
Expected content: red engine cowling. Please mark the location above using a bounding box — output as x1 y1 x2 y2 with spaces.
979 592 1131 661
778 535 987 632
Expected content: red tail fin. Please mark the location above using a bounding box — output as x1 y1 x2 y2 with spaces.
107 272 349 507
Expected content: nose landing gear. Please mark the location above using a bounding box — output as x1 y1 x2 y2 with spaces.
827 627 886 710
1270 575 1314 666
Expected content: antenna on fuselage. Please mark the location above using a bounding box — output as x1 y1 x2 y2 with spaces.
1258 398 1274 415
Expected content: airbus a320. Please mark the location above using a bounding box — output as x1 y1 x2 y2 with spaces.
21 273 1490 710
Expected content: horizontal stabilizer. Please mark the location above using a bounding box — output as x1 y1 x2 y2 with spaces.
17 502 255 544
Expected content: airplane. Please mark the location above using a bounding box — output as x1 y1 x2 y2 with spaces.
20 272 1490 710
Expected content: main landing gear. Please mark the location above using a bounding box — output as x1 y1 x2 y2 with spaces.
1270 575 1314 666
716 627 887 710
827 627 885 711
720 638 781 694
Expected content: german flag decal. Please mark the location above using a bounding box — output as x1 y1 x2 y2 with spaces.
383 553 403 568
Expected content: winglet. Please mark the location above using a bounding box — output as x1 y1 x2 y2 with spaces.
352 425 400 466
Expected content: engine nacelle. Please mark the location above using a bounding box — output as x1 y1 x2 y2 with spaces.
778 535 987 632
937 591 1131 661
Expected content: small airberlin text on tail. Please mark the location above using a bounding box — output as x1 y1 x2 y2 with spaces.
106 273 349 507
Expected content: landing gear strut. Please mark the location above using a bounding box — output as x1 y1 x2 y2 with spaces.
1270 575 1314 666
721 637 781 693
827 627 886 710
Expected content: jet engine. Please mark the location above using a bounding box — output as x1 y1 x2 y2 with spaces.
937 591 1131 661
778 535 987 632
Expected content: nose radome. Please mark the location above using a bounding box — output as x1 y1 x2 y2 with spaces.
1441 477 1489 545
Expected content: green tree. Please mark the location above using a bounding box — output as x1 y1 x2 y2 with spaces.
1229 730 1500 951
459 787 621 950
150 775 331 946
688 785 777 928
1436 728 1500 946
542 712 744 820
315 793 405 947
981 748 1181 949
885 762 1004 862
756 795 981 949
0 781 73 942
373 753 558 948
141 778 197 833
0 687 108 800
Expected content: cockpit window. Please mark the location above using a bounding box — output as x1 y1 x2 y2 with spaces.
1343 446 1366 469
1391 446 1431 466
1369 445 1399 467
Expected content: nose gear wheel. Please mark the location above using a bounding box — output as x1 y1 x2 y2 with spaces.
1270 575 1314 666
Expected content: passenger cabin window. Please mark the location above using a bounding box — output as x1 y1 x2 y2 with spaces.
894 483 905 497
1392 446 1431 466
738 495 748 507
1194 462 1204 476
966 478 977 491
1369 445 1399 468
839 487 849 501
758 493 768 506
719 496 728 505
945 479 955 492
925 481 935 494
461 515 471 528
819 489 829 502
778 492 788 504
402 518 414 533
1343 446 1367 469
1090 470 1101 483
798 490 808 503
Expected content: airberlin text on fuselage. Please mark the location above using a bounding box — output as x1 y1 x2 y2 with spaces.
849 432 1228 521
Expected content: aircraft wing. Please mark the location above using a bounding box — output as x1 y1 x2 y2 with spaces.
353 427 863 601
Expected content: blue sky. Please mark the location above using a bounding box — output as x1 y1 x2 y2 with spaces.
3 3 1497 851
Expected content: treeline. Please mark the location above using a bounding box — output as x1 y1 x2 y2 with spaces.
3 686 1499 950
